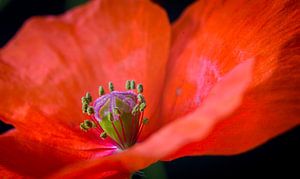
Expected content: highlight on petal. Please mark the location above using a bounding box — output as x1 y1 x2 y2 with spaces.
0 130 87 177
0 0 170 177
50 59 253 178
0 112 116 177
0 0 170 136
161 0 300 158
0 166 23 179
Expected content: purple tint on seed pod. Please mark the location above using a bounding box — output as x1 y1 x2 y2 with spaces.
93 91 138 122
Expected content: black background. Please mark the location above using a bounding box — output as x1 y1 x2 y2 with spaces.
0 0 299 178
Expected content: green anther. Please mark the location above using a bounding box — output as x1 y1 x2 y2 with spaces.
85 92 92 103
100 132 107 139
82 103 88 113
131 104 139 114
130 80 135 89
109 82 114 92
99 86 105 96
87 106 94 115
80 122 89 132
137 84 143 93
81 97 89 104
80 120 95 132
137 94 144 103
139 102 146 112
125 80 131 90
84 120 96 128
142 118 149 125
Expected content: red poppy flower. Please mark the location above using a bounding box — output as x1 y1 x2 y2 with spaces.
0 0 299 178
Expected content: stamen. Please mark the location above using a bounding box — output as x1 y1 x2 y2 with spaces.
100 132 107 139
80 123 89 132
130 115 136 145
82 103 88 113
84 119 96 128
131 104 139 115
99 86 105 96
134 111 144 143
130 80 135 89
80 80 149 150
108 82 114 92
80 119 96 132
85 92 92 103
137 84 143 93
137 94 144 103
139 102 146 112
125 80 131 90
81 97 89 104
142 118 149 125
111 121 125 149
87 106 94 115
119 117 127 146
137 117 148 140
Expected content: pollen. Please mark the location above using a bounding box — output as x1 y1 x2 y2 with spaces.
80 81 148 150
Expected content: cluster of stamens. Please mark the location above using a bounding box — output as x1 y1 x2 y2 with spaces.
80 80 148 150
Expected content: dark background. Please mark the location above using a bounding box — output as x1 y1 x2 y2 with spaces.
0 0 299 178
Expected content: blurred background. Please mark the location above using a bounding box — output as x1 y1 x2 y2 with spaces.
0 0 299 178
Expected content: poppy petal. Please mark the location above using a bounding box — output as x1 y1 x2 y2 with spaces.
0 0 170 147
161 0 300 158
0 0 170 176
0 108 117 177
0 166 23 178
0 60 109 153
50 59 253 178
0 0 170 130
0 130 113 177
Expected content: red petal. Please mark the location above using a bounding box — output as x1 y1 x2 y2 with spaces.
162 0 300 158
0 130 112 177
0 113 117 177
0 0 169 147
0 166 23 178
0 0 169 176
50 59 253 178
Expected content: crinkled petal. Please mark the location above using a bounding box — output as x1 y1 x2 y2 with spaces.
0 0 169 137
0 0 170 176
0 105 117 178
0 130 113 177
50 59 253 178
161 0 300 158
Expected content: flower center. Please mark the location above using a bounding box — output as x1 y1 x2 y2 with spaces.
80 80 148 150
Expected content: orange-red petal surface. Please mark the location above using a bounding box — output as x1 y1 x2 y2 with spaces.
0 0 170 138
161 0 300 159
0 0 170 176
50 59 253 178
0 130 106 177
